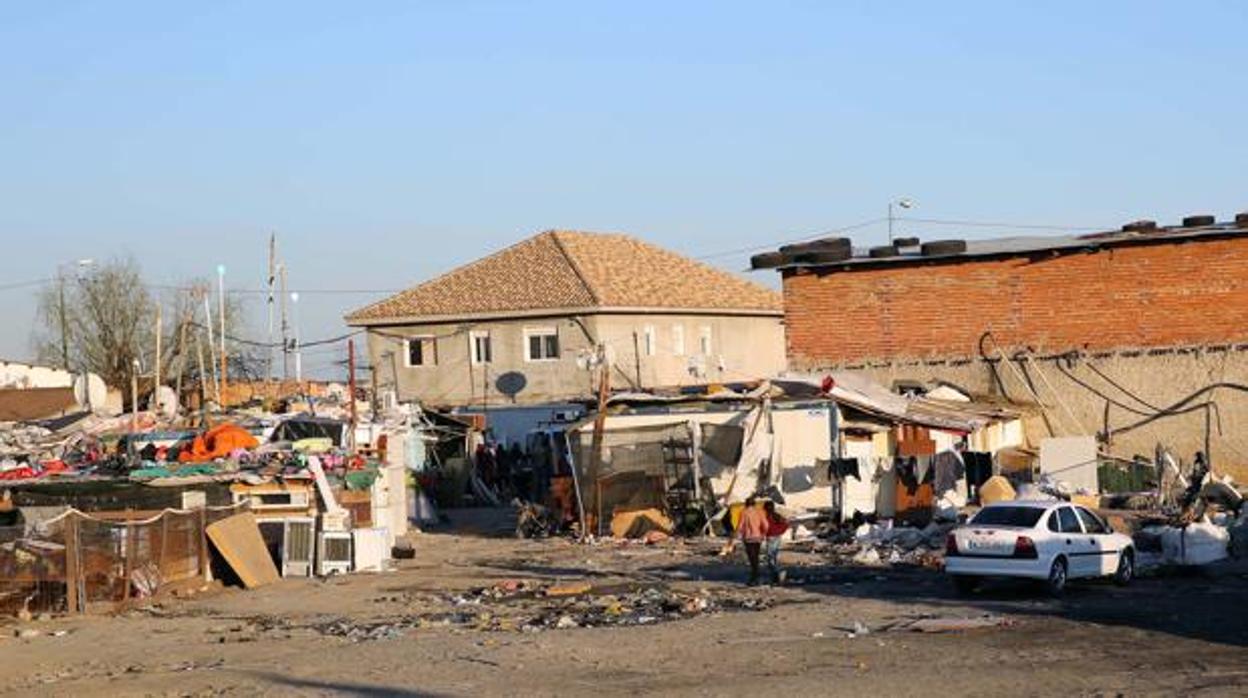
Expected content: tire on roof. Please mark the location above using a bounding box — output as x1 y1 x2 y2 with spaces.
749 251 788 269
794 248 852 264
779 237 851 255
892 236 920 248
1182 214 1215 227
868 245 899 258
920 239 968 256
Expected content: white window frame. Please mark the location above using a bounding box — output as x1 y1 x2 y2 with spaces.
524 326 560 362
671 325 685 356
642 325 656 357
699 326 713 356
404 335 437 368
470 330 492 365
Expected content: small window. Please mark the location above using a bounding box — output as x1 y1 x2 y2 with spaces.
470 331 492 365
671 325 685 356
699 326 713 355
1076 507 1107 534
525 328 560 362
406 336 437 367
1057 507 1083 534
642 326 656 357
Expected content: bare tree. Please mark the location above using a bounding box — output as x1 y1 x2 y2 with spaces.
34 257 152 406
33 258 259 409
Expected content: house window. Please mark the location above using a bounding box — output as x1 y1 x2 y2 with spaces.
699 326 713 355
642 325 656 357
405 336 437 367
470 331 492 365
525 327 560 362
671 325 685 356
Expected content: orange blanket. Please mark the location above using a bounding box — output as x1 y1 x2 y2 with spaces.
178 423 259 463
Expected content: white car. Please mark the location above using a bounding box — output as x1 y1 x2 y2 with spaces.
944 500 1135 595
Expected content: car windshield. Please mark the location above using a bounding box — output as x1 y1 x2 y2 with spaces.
970 506 1045 528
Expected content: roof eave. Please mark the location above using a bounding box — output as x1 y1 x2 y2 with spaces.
346 304 783 327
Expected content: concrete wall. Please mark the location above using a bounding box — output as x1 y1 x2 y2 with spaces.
835 347 1248 482
363 312 786 408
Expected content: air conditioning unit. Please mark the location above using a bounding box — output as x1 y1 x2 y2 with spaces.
283 518 316 577
317 531 353 576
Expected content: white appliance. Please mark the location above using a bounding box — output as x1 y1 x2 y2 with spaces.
352 527 390 572
317 531 353 576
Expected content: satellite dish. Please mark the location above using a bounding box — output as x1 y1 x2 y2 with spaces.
495 372 527 399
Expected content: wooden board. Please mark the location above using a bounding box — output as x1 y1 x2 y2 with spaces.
205 512 281 588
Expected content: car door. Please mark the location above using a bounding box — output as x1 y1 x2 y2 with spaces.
1054 506 1094 577
1075 507 1116 575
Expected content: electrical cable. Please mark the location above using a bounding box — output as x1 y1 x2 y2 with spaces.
694 217 888 261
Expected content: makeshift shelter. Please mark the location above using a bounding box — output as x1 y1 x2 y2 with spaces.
567 373 1027 536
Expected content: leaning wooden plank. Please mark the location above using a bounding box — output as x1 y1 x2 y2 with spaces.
205 512 280 588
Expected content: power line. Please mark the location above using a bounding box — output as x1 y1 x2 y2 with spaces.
895 216 1108 232
695 217 887 261
0 278 52 292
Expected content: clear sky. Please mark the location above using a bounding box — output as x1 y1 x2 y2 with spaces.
2 1 1245 378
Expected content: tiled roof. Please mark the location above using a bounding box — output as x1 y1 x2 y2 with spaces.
346 230 782 324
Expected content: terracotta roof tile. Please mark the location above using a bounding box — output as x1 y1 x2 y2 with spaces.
346 230 780 324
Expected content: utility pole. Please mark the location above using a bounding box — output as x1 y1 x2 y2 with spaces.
347 339 358 450
280 263 290 381
267 233 277 386
200 287 220 406
58 271 70 370
216 265 227 402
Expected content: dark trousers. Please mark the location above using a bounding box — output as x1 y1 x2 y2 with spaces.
743 541 762 584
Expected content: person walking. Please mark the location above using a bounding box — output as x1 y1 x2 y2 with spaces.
763 500 789 585
736 496 769 586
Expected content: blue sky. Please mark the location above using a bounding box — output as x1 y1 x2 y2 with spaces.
2 1 1245 377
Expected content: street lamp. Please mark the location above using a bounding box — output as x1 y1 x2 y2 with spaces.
56 259 95 370
888 198 915 244
290 291 302 383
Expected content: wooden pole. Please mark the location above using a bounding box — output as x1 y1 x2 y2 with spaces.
64 514 81 614
588 346 610 537
153 304 162 413
201 292 220 405
632 331 642 389
130 361 139 433
348 339 358 451
174 317 189 415
195 333 208 414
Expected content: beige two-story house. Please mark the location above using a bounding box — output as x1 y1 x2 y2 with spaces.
345 230 785 410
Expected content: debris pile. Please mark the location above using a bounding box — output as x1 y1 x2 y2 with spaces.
437 580 774 633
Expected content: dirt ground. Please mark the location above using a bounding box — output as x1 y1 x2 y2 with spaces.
2 510 1247 697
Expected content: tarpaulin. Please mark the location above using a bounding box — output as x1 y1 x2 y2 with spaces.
178 424 259 463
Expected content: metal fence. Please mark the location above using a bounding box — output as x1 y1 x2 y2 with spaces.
0 504 244 616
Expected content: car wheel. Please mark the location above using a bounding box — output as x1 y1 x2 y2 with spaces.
1046 557 1068 597
952 575 979 596
1114 549 1134 586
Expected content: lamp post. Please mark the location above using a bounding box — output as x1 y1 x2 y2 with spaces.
290 291 302 383
56 259 94 370
887 198 915 244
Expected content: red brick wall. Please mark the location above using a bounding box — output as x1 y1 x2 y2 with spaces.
783 236 1248 367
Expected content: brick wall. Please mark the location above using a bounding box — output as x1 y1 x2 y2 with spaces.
783 236 1248 367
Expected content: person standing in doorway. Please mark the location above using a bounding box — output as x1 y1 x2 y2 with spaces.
763 500 789 585
736 496 769 586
